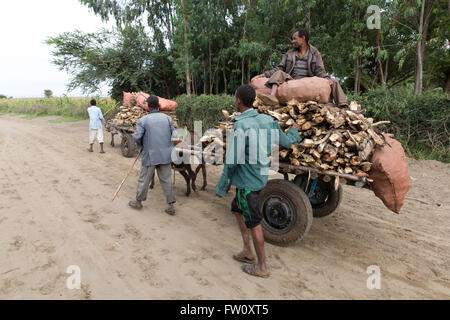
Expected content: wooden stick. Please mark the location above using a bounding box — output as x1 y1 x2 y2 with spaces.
372 120 391 127
112 150 141 201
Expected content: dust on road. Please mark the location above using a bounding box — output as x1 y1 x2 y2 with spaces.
0 114 449 299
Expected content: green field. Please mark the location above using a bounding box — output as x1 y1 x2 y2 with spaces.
0 97 118 121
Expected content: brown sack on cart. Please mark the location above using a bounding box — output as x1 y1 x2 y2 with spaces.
135 92 178 111
123 91 178 112
276 77 331 104
369 135 411 213
250 77 272 96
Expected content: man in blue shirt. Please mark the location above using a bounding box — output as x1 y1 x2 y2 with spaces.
128 96 178 215
216 85 301 277
87 99 105 153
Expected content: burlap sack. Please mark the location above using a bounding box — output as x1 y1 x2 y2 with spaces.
369 135 411 213
158 97 178 111
128 91 178 112
276 77 331 104
250 77 272 95
135 92 150 110
123 91 133 106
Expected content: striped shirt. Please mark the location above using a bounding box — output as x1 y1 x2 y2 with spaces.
291 49 310 79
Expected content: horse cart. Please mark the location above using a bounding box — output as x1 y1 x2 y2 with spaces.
105 111 178 158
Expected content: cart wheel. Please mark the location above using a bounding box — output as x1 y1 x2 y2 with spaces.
293 175 343 218
121 133 137 158
259 179 313 246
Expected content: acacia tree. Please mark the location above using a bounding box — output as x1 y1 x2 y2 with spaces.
44 89 53 98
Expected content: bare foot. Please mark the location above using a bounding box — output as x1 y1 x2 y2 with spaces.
242 264 270 278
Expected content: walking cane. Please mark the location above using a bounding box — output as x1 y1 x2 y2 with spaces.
112 149 142 201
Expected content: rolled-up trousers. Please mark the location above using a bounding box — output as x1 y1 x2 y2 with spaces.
136 163 176 204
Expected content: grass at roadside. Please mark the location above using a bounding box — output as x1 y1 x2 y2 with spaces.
0 97 118 122
48 115 86 123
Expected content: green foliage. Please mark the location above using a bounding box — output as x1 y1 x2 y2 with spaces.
348 86 450 162
44 89 53 98
0 94 7 99
46 0 447 98
175 94 235 131
0 97 117 121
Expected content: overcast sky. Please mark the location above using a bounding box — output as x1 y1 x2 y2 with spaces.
0 0 114 98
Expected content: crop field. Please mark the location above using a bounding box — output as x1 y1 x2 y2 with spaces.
0 97 118 121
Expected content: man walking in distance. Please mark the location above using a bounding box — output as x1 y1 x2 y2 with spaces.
87 99 105 153
255 29 349 107
215 85 302 277
128 95 178 215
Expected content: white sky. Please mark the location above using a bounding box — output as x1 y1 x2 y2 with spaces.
0 0 114 98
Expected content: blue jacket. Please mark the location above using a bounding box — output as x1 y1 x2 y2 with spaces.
216 109 301 197
133 110 178 166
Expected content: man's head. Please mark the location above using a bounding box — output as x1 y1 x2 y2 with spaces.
234 85 256 112
147 95 159 110
292 29 310 50
90 99 96 106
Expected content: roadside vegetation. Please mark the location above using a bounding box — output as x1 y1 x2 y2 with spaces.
0 97 118 121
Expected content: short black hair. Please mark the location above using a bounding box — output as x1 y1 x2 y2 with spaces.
147 95 159 109
295 29 310 44
90 99 96 106
235 85 256 108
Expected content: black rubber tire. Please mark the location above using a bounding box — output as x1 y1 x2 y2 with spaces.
259 179 313 246
293 175 343 218
121 133 137 158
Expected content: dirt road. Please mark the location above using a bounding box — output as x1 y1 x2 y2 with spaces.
0 114 449 299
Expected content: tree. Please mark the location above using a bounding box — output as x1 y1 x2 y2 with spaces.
0 94 7 99
44 0 448 99
44 89 53 98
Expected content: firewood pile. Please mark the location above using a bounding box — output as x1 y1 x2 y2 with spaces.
113 106 149 127
111 105 178 128
204 99 389 177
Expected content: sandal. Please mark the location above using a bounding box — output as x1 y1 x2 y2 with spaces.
233 252 256 264
241 264 270 278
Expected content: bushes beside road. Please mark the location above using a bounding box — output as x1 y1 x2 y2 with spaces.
1 88 447 162
348 86 449 163
175 94 235 132
174 88 449 163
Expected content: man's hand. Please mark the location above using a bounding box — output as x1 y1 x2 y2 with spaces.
172 138 182 146
328 79 334 87
292 123 300 131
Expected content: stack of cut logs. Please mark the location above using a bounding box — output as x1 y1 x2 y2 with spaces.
206 98 389 177
113 106 149 127
112 105 178 128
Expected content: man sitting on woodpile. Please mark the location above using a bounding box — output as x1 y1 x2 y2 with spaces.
128 96 178 215
254 29 349 107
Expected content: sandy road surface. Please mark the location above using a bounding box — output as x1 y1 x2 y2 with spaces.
0 114 449 299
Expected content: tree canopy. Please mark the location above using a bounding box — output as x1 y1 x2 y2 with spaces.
46 0 449 100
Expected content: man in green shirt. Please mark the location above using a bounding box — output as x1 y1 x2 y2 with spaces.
216 85 301 277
